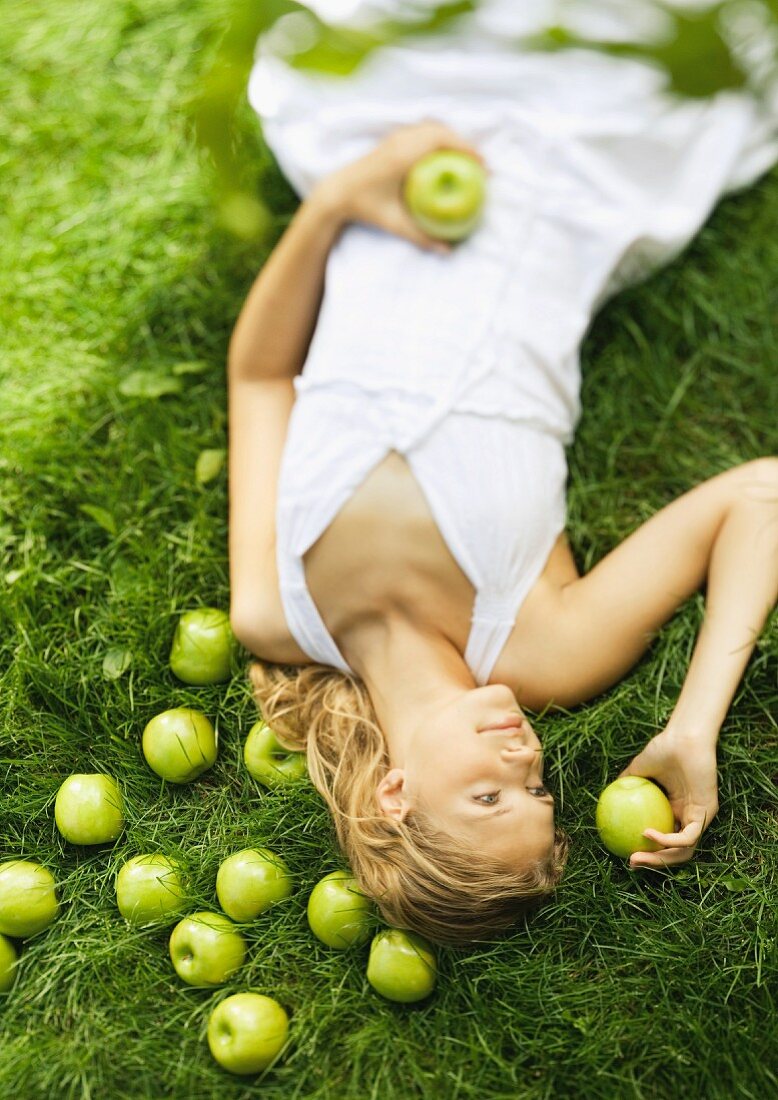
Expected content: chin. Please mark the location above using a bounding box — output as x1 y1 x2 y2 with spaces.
481 683 518 703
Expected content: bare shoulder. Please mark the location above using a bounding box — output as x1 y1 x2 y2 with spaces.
490 532 580 709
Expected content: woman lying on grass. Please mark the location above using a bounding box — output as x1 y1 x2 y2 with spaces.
227 16 778 945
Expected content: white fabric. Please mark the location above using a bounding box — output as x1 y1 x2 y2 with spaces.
249 0 778 684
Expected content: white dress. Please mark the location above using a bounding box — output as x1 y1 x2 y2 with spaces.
248 0 778 684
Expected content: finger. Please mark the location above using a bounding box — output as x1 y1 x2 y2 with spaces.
629 846 694 869
617 761 651 781
642 820 703 848
437 135 488 166
403 227 452 255
379 209 452 254
407 233 452 255
416 118 488 166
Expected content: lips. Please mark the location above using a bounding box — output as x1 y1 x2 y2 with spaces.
490 712 526 730
479 714 524 734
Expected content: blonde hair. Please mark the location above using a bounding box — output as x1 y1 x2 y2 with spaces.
250 661 569 947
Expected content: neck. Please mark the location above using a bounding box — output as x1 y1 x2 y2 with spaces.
341 610 476 766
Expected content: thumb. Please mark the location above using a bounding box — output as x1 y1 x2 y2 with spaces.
618 759 637 779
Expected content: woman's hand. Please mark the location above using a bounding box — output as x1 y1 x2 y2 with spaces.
618 728 719 869
311 119 487 254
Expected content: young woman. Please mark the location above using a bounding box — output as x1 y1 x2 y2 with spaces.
227 3 778 944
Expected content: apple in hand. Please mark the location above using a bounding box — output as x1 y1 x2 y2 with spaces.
142 707 217 784
207 992 289 1076
306 870 373 949
55 774 124 845
0 934 19 992
216 848 293 922
116 854 187 926
596 776 676 858
366 928 437 1003
403 149 487 242
0 860 60 938
243 722 307 788
169 608 235 685
169 911 246 987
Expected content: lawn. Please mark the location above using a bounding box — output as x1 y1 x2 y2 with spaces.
1 2 776 1098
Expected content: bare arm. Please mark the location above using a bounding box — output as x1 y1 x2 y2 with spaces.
520 460 777 705
228 119 482 382
661 465 778 736
227 188 348 381
518 458 778 864
620 457 778 867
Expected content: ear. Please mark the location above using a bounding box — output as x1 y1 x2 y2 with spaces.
375 768 412 822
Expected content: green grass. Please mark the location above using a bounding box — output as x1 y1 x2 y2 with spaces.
1 2 776 1097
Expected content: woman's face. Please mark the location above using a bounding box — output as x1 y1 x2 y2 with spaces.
401 683 556 868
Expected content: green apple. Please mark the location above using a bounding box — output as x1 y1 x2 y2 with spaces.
366 928 437 1003
0 860 60 938
207 992 289 1076
403 149 487 242
0 933 18 992
142 707 217 784
596 776 676 858
116 854 187 926
243 722 307 788
216 848 293 922
169 607 235 685
55 774 124 845
306 870 373 949
169 911 246 987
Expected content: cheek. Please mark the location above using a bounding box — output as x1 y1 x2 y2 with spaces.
419 724 472 767
409 724 495 795
444 754 496 799
407 747 480 807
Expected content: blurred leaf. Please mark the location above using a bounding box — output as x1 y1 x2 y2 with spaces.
190 1 301 182
171 360 211 376
526 3 748 98
102 648 132 680
118 371 183 399
288 23 397 76
289 1 476 75
195 449 226 486
79 504 117 536
217 191 272 240
641 6 748 97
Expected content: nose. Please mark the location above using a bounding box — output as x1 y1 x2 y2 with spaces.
500 741 544 780
500 742 538 765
